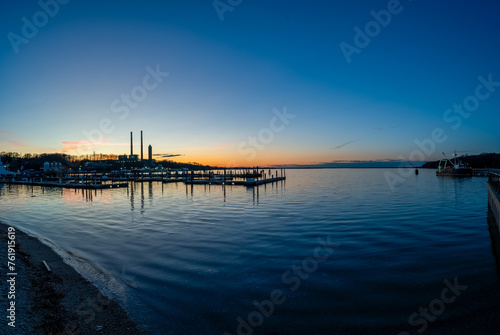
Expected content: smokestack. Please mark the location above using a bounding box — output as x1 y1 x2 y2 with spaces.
141 130 143 161
130 132 133 156
148 145 152 162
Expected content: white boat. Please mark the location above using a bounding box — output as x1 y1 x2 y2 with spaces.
436 152 472 177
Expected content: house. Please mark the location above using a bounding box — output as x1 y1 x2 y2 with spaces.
0 159 17 176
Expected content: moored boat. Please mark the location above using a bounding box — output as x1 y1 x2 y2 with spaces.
436 152 472 177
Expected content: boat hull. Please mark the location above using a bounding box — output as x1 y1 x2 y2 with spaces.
436 169 473 177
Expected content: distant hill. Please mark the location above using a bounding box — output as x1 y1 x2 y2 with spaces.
422 153 500 169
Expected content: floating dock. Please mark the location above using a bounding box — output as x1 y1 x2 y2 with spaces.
1 179 128 189
488 172 500 228
184 176 286 186
1 167 287 189
473 169 494 177
163 178 185 183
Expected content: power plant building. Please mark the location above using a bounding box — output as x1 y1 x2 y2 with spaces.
141 130 144 161
120 131 153 164
130 132 133 156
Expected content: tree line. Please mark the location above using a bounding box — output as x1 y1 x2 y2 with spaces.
0 152 210 172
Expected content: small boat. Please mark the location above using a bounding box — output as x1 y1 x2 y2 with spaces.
436 152 472 177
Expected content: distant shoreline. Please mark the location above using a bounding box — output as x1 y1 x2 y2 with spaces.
275 166 427 169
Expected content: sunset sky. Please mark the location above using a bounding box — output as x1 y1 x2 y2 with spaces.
1 0 499 167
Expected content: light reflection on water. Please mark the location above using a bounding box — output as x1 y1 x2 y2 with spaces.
1 169 500 334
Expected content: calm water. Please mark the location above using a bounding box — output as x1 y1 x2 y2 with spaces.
1 169 500 334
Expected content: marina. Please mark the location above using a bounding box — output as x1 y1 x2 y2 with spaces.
0 167 287 189
1 1 499 333
2 168 500 335
1 179 128 189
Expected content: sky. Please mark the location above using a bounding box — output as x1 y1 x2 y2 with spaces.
0 0 499 167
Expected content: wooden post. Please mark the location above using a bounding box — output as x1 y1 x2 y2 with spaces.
42 260 51 272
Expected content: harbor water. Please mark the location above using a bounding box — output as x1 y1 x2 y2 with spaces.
1 168 499 334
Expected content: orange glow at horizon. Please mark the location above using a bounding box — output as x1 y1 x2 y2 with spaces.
168 149 385 167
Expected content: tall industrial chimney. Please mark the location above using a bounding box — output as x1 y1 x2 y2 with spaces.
148 145 152 163
141 130 143 161
130 132 133 156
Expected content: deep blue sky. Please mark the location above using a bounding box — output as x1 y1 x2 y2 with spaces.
1 0 499 166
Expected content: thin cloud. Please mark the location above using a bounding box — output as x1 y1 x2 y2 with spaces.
60 140 92 153
297 158 424 168
154 153 185 158
61 140 92 146
331 140 360 150
60 140 127 153
0 131 54 152
213 143 231 150
325 158 403 164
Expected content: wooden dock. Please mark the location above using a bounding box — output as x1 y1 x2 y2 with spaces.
183 176 286 186
1 179 128 189
473 169 491 176
488 172 500 229
133 177 163 182
163 178 184 183
1 167 287 189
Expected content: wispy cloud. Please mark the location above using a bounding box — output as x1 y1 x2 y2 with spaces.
61 140 92 146
213 143 231 150
60 141 92 153
0 131 55 152
153 153 185 158
60 140 127 153
325 158 402 164
331 140 360 150
280 158 425 169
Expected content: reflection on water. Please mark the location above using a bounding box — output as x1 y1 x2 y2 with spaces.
0 169 499 335
122 180 285 213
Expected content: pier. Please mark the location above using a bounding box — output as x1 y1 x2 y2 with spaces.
182 168 286 187
0 167 287 189
184 176 286 186
1 178 128 189
487 172 500 228
472 168 499 177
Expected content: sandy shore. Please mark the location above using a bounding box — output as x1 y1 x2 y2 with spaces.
0 221 145 335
